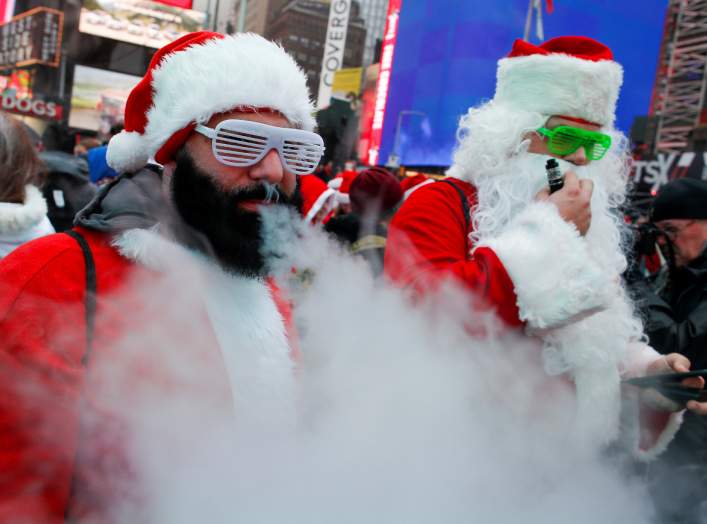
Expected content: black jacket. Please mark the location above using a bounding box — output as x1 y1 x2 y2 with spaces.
642 247 707 370
637 247 707 467
40 151 97 232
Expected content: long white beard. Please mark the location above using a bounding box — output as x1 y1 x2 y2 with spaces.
467 151 645 446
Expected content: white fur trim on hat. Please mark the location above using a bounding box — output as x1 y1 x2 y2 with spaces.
107 131 152 174
336 191 350 205
305 188 336 223
108 33 315 173
403 178 435 200
494 53 623 126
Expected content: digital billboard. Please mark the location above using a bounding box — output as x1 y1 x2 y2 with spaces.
374 0 667 167
69 65 141 132
79 0 206 49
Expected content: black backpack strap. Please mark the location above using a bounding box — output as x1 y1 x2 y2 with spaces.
64 230 97 366
439 179 471 254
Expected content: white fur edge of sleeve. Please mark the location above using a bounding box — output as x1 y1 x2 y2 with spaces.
480 201 612 329
633 410 683 462
622 342 662 379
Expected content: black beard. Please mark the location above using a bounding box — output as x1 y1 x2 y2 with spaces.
170 149 301 277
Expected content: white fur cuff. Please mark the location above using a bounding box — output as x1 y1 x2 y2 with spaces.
481 202 612 329
635 411 684 462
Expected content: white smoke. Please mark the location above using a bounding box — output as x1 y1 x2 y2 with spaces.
2 203 658 523
67 206 655 523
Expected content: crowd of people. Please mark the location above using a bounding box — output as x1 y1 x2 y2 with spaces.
0 30 705 523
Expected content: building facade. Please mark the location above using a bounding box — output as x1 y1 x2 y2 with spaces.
650 0 707 153
357 0 387 67
222 0 289 35
267 0 366 94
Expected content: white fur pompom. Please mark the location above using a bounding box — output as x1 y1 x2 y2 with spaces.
107 131 150 173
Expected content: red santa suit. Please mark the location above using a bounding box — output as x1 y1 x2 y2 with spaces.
385 36 684 458
0 30 314 523
0 171 297 523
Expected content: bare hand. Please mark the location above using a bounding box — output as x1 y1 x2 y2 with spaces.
535 171 593 236
646 354 707 415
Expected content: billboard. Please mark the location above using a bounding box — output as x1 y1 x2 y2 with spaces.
69 65 141 132
0 7 63 69
374 0 667 167
79 0 206 49
0 69 64 120
317 0 353 109
632 152 707 196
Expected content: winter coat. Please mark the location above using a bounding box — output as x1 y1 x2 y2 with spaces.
0 184 54 259
642 247 707 371
40 150 97 232
641 247 707 467
384 178 522 326
384 177 683 458
0 168 297 523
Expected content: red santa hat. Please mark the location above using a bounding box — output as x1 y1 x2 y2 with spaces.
328 169 358 205
107 31 315 173
400 173 435 200
349 167 403 214
300 174 336 223
494 36 623 126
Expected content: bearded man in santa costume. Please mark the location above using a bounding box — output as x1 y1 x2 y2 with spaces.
385 36 707 456
0 31 322 522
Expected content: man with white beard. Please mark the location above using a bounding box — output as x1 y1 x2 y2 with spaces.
385 36 707 456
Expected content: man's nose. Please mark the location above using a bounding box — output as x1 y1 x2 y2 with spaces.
564 145 589 166
248 149 284 184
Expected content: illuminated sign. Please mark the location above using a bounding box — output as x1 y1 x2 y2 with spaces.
79 0 206 50
1 92 63 119
365 0 401 166
0 7 63 69
0 0 15 25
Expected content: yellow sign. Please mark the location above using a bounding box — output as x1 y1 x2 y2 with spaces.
331 67 363 98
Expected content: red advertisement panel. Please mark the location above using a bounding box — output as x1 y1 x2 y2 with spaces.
363 0 402 166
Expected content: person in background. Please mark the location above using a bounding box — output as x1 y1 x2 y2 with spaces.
86 144 120 186
299 173 337 225
0 113 54 258
40 150 97 232
73 136 101 158
632 178 707 524
348 166 403 277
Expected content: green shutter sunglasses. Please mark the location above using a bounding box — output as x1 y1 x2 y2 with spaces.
536 125 612 161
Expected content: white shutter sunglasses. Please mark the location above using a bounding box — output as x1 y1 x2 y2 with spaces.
194 119 325 175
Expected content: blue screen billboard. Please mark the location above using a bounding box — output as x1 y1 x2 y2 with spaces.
376 0 667 167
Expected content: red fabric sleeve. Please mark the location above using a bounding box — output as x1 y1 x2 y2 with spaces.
384 180 522 327
0 234 89 523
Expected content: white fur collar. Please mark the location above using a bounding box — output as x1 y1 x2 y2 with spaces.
0 185 48 234
113 226 194 272
112 226 295 429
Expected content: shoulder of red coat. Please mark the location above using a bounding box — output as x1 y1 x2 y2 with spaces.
0 228 123 315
